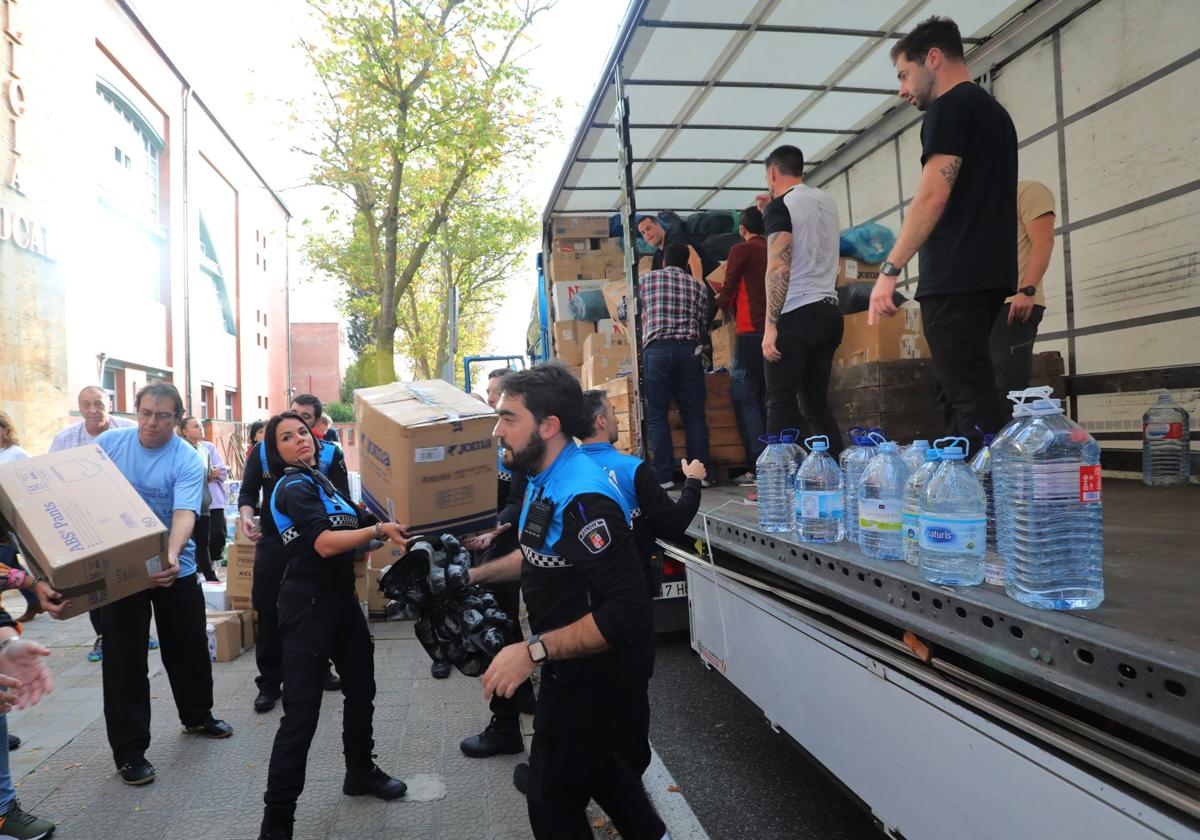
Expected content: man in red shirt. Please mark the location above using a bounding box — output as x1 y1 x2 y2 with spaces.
716 206 768 471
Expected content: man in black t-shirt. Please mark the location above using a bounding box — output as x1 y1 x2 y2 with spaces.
868 16 1017 450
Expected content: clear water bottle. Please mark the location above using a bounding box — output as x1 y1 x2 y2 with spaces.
992 387 1053 566
1142 391 1190 486
857 434 909 561
841 429 879 545
756 435 796 533
970 433 1001 584
779 428 806 476
1003 398 1104 610
903 447 942 565
796 435 845 543
902 440 930 472
920 437 988 586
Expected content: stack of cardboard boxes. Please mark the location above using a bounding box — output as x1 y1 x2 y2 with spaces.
548 215 628 382
206 519 258 661
580 333 632 391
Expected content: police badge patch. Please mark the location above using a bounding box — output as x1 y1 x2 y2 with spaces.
578 518 611 554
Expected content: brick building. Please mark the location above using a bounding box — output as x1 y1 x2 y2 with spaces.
0 0 290 465
289 322 343 406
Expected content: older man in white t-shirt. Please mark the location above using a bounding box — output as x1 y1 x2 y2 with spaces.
49 385 136 452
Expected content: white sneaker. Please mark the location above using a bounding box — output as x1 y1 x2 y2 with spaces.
735 472 755 484
701 480 714 488
659 480 676 490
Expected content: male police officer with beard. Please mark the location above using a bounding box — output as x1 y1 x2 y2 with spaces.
468 363 666 840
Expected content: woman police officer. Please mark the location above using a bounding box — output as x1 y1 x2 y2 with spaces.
257 412 408 840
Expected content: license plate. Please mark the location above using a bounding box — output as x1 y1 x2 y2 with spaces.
659 580 688 599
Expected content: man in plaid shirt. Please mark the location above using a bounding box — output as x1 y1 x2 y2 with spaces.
638 243 711 488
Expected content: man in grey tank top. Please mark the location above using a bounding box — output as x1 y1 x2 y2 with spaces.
758 145 846 456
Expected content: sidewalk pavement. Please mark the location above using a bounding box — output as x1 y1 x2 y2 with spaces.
3 589 532 840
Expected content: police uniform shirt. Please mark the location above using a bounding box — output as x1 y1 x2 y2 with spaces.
238 439 350 542
518 442 651 664
578 442 702 573
269 468 362 580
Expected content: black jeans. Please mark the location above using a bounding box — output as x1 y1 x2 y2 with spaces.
488 580 533 721
264 575 376 810
252 537 288 695
730 332 768 463
191 514 220 582
989 303 1045 396
526 658 663 839
101 573 214 768
208 507 227 572
764 300 845 457
920 290 1011 453
643 339 710 483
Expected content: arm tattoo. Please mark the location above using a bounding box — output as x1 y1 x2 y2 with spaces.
939 156 962 189
765 232 793 323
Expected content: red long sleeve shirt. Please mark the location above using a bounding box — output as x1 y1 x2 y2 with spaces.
715 235 767 334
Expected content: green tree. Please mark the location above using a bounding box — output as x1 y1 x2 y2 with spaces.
298 0 554 383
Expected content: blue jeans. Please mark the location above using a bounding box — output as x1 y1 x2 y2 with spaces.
730 332 767 464
643 340 710 483
0 713 13 811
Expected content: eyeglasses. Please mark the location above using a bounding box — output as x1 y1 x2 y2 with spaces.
137 409 179 423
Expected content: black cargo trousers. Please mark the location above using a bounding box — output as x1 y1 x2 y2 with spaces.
263 572 375 813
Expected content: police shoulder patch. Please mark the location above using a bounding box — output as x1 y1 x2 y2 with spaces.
577 518 612 554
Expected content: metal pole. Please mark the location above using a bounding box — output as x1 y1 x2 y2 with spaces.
615 67 647 458
441 250 458 386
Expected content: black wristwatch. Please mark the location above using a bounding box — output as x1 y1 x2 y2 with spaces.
527 634 548 663
880 261 902 277
1019 285 1037 297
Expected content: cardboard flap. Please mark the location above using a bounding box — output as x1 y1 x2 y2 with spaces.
355 380 494 428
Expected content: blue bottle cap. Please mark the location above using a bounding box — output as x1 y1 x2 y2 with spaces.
804 435 829 452
934 436 970 460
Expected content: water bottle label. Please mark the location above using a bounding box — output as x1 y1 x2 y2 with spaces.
859 501 902 532
798 490 844 520
919 515 986 556
1144 422 1184 441
903 512 919 544
1079 465 1102 503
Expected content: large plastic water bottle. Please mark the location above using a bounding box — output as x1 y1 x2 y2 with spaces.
756 435 796 533
796 435 845 543
920 437 988 586
779 428 806 476
991 387 1053 565
1142 391 1190 486
902 440 930 472
970 434 1000 583
841 429 879 544
1003 398 1104 610
902 447 942 565
857 434 909 561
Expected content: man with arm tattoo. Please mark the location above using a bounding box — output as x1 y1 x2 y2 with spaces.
757 144 845 457
868 16 1018 453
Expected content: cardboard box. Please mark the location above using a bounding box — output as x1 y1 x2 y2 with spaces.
234 515 258 547
706 261 727 292
206 611 244 662
834 305 930 368
551 279 610 321
566 365 583 383
553 320 597 366
354 380 497 537
228 594 252 613
547 250 623 283
836 257 882 288
366 559 392 616
711 319 736 370
550 215 609 240
226 543 255 598
238 608 256 648
552 236 622 256
596 318 616 334
602 281 628 329
201 580 228 612
582 353 633 391
582 332 627 358
604 267 625 282
638 255 653 275
0 445 167 620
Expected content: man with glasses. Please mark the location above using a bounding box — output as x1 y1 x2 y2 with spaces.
40 383 234 785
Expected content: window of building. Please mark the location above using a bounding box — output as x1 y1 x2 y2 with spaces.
198 215 237 336
224 390 236 421
263 313 267 327
200 385 213 419
97 84 162 219
257 396 263 409
263 335 268 350
264 397 269 410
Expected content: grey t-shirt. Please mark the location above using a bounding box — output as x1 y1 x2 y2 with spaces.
762 184 840 314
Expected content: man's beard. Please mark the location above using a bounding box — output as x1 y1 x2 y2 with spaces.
508 429 547 472
607 424 618 445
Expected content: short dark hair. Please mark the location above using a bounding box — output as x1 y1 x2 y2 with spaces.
580 389 609 439
487 368 510 381
264 411 322 477
664 243 690 271
248 419 266 440
291 393 323 419
177 414 199 433
134 383 184 416
740 206 764 235
765 145 805 178
500 362 584 439
891 16 964 64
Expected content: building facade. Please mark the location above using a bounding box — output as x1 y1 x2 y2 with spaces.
0 0 290 458
289 322 343 406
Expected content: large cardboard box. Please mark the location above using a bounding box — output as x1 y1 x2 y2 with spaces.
581 353 633 391
553 320 597 366
226 542 255 598
205 611 244 662
551 279 610 321
0 445 167 620
550 215 609 240
548 251 622 283
602 281 628 329
552 236 622 257
354 381 497 537
581 332 627 358
834 305 930 368
836 257 883 288
710 319 736 370
706 261 727 292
